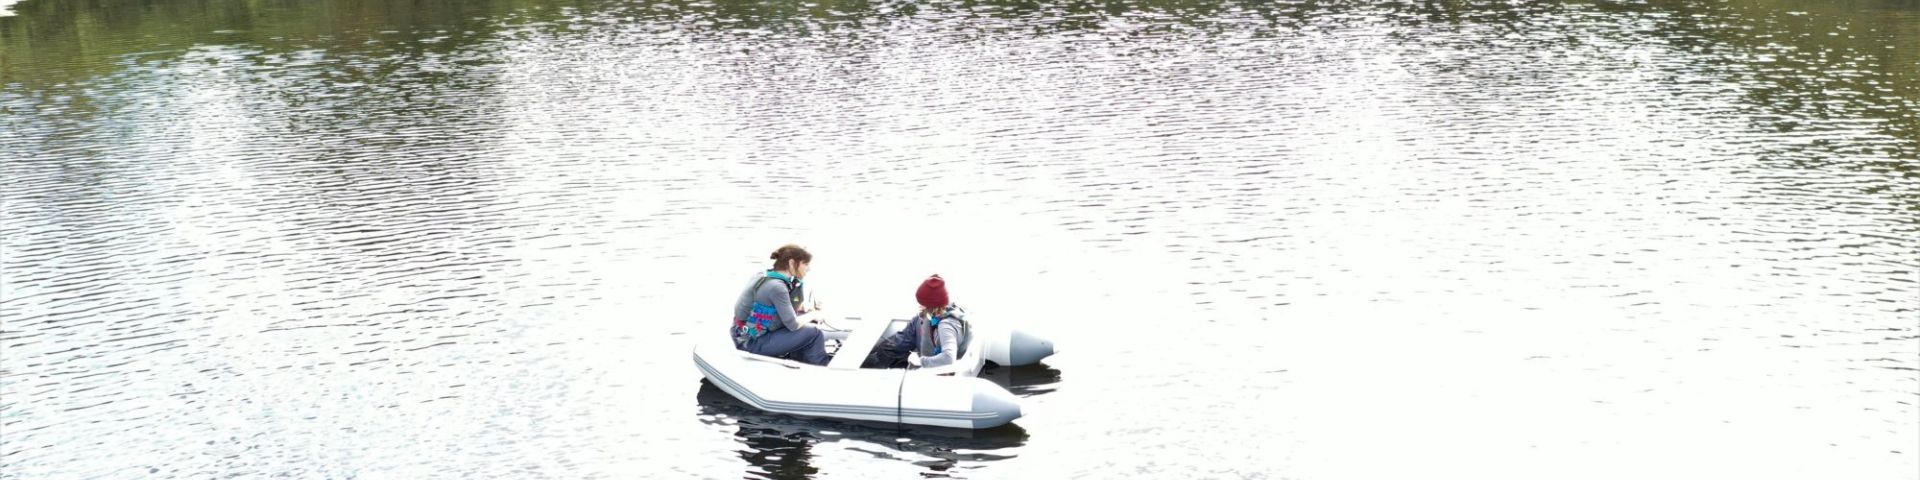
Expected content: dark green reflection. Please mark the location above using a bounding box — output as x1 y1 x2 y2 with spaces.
1368 0 1916 183
1648 0 1916 164
4 0 1913 171
0 0 586 89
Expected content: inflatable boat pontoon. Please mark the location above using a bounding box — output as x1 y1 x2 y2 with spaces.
692 314 1055 429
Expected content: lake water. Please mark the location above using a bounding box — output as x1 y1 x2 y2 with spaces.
2 0 1916 478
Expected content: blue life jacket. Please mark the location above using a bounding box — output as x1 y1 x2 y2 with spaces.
734 271 801 344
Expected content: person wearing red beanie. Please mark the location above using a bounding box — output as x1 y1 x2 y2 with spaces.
864 274 971 369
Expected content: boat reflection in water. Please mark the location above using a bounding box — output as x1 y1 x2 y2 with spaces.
976 362 1063 398
695 362 1062 477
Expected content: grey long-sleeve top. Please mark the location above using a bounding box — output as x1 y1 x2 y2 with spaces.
885 306 968 368
732 273 802 332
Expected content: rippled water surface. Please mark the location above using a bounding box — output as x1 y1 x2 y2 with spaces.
3 0 1917 478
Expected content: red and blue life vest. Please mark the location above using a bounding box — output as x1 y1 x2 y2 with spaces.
733 270 801 344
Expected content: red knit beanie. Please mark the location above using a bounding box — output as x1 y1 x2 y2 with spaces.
915 274 949 309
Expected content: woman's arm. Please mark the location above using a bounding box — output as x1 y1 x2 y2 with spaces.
919 323 962 368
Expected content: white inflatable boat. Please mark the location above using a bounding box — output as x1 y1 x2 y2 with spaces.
692 314 1056 429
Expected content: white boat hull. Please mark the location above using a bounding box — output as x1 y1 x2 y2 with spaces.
692 316 1024 429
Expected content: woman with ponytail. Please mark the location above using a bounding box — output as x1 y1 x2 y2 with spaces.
729 244 829 365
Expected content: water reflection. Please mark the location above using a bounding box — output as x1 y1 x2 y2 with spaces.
4 0 1918 477
0 0 568 91
1371 0 1918 166
695 381 1031 478
978 362 1063 397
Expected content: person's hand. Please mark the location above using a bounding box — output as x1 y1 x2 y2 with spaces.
907 355 922 369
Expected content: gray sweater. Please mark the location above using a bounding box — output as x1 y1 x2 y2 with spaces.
732 273 802 333
887 306 969 368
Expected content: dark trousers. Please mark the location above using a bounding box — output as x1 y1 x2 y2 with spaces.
861 349 910 369
741 326 829 366
859 328 916 369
